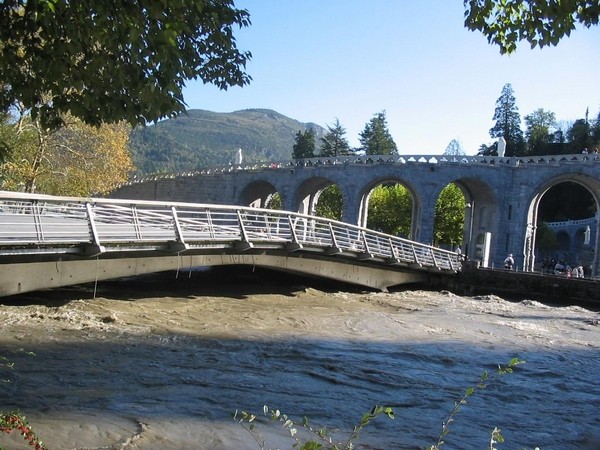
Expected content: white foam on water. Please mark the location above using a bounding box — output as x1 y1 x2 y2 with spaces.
1 286 599 449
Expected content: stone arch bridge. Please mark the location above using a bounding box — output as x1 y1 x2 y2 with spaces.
111 153 600 274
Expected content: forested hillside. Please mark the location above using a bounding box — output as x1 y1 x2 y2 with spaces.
129 109 325 175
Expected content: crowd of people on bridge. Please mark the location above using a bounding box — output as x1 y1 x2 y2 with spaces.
539 259 586 278
503 254 586 278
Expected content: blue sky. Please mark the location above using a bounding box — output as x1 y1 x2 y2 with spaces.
182 1 600 156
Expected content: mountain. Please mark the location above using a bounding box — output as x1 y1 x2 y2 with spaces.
129 108 326 175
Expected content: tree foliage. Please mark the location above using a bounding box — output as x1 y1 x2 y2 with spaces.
481 91 600 156
320 119 352 157
524 108 557 155
0 112 132 195
234 358 525 450
486 83 525 156
0 0 252 129
0 113 18 164
265 192 282 210
566 110 595 153
535 221 559 255
315 184 342 221
592 110 600 145
359 111 398 156
271 181 468 248
464 0 600 54
366 184 412 237
444 139 466 156
433 183 467 247
292 128 316 159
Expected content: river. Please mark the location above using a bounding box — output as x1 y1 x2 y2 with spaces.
1 267 599 450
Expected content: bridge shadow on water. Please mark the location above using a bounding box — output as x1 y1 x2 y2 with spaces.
0 266 371 306
1 267 599 449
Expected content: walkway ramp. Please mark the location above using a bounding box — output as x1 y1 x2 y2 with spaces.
0 191 461 296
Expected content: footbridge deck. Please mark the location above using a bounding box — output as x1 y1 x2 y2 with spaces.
0 191 461 296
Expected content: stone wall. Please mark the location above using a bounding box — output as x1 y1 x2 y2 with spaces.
445 266 600 309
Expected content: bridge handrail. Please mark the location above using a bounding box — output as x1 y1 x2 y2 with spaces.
545 216 597 229
0 190 461 273
114 153 600 189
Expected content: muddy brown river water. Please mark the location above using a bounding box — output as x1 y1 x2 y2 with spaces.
1 268 599 450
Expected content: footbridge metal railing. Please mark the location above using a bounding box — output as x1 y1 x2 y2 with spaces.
0 191 462 295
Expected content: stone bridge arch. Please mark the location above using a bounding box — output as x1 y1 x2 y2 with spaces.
525 174 600 272
238 180 278 208
293 176 342 216
356 177 419 239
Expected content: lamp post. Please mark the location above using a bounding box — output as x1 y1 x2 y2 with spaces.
465 201 475 258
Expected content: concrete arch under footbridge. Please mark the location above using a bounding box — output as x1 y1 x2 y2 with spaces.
111 153 600 274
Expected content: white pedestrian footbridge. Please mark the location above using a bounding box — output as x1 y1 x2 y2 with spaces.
0 191 462 297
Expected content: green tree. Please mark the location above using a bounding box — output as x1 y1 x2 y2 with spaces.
320 118 352 157
443 139 465 156
0 1 252 129
359 111 398 156
488 83 525 156
567 112 593 153
0 113 15 164
477 142 496 156
292 128 316 159
315 184 342 221
433 183 467 248
265 192 282 210
366 184 412 237
464 0 600 54
591 110 600 150
524 108 557 155
535 221 559 257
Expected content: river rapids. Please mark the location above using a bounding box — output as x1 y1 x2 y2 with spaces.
1 268 599 450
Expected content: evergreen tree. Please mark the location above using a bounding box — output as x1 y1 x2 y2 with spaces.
591 111 600 151
443 139 465 156
524 108 557 155
477 142 496 156
359 111 398 156
292 128 316 159
489 83 526 156
320 119 352 157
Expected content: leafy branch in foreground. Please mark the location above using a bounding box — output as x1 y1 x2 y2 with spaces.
0 412 46 450
235 358 537 450
1 351 47 450
234 404 394 450
429 357 526 450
